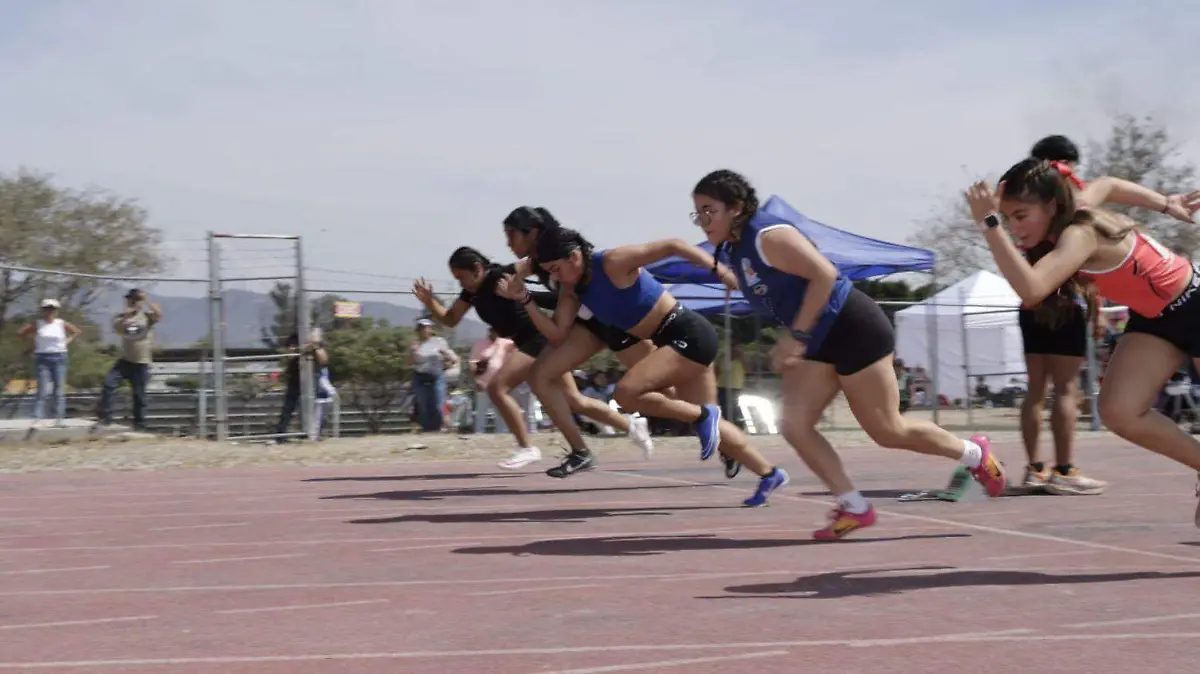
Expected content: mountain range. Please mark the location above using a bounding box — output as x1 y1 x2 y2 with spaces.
83 289 489 348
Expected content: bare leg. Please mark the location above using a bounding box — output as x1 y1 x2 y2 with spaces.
1098 333 1200 470
1046 355 1084 468
1021 354 1048 467
778 359 851 494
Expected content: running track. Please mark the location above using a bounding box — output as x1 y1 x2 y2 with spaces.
1 437 1198 673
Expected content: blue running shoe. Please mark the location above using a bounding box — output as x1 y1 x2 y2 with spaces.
696 404 722 460
743 467 790 507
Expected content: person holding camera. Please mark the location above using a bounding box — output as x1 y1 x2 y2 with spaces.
97 288 162 431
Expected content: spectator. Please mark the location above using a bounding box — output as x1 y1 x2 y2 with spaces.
17 299 81 428
409 319 459 432
469 328 515 433
894 358 913 413
581 371 618 435
97 289 162 431
273 333 333 442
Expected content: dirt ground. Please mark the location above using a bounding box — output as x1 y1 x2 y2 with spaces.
0 402 1111 473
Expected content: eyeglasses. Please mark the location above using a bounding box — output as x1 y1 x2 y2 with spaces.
689 208 717 226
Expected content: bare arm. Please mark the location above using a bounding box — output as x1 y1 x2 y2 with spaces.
143 300 163 325
425 296 471 328
604 239 737 288
758 227 839 335
984 223 1098 305
16 323 35 339
63 321 81 344
523 285 580 344
1081 177 1200 224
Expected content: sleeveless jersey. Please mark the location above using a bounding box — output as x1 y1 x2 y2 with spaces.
576 251 666 331
1078 229 1192 317
729 209 852 352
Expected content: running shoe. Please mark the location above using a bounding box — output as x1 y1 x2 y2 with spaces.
696 404 722 461
1022 464 1051 488
966 435 1007 497
813 504 877 541
721 453 741 479
546 450 595 478
1044 467 1107 496
743 467 789 507
498 446 542 470
628 415 653 460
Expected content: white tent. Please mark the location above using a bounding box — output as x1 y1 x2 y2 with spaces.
894 270 1026 403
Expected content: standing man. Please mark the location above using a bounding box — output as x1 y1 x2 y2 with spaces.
98 289 162 431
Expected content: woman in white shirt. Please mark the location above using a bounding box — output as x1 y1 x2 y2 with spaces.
17 300 81 426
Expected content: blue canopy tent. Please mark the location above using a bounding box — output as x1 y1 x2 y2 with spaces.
647 195 936 430
646 195 934 286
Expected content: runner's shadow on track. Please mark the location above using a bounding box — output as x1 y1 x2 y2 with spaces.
348 505 735 525
304 473 524 483
707 565 1200 599
322 483 703 502
452 533 968 557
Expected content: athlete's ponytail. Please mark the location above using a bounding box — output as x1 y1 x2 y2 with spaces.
448 246 499 275
503 206 562 236
535 227 592 263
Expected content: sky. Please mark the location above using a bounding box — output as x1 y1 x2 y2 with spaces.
2 0 1198 302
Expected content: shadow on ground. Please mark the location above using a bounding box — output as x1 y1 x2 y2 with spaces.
304 473 526 483
453 533 969 557
349 504 737 525
706 565 1200 599
323 483 707 502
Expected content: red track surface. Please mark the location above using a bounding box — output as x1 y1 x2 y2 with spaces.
2 437 1199 673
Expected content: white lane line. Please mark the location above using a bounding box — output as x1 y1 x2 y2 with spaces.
0 615 157 631
607 470 1200 565
150 522 250 532
1064 613 1200 629
0 565 109 576
49 629 1200 670
215 599 389 615
368 542 482 553
533 650 787 674
172 554 305 565
468 584 606 597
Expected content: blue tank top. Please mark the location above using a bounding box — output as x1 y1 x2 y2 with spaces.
730 209 852 353
576 251 666 331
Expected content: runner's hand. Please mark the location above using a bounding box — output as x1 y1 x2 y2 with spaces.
1166 190 1200 223
412 278 435 306
496 274 527 301
964 180 1001 229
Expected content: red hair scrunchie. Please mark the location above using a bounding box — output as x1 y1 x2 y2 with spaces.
1049 160 1085 190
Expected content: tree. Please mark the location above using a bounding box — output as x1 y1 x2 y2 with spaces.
907 196 996 284
322 316 413 433
908 113 1198 281
1081 114 1198 254
0 170 166 396
260 282 344 347
0 170 166 334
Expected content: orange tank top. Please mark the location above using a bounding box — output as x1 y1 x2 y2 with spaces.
1078 229 1192 317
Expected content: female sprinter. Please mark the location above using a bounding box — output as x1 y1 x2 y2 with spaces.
413 247 638 475
964 158 1200 525
1017 134 1200 494
692 169 1007 540
500 206 740 478
512 226 789 507
499 206 655 477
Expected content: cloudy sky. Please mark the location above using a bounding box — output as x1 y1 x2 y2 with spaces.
2 0 1197 300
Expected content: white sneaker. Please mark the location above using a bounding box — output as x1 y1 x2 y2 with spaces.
498 447 542 470
629 416 653 460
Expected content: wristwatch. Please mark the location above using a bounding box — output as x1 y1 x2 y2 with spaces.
790 328 812 343
982 213 1002 230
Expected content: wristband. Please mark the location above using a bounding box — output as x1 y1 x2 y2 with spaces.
790 328 813 343
1162 198 1171 213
